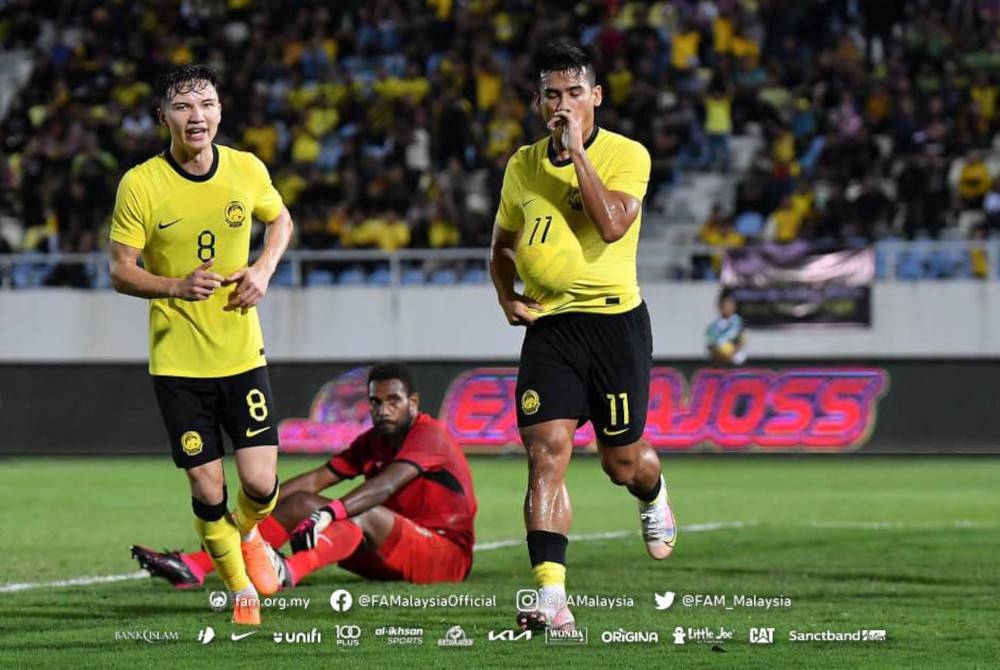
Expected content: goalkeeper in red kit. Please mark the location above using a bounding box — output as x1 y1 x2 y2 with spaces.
132 362 477 587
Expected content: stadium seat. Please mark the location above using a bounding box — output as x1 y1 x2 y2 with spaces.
270 263 296 287
460 267 489 284
368 266 392 285
401 267 425 285
428 268 459 284
734 211 765 238
305 269 335 286
895 250 923 280
11 262 45 288
337 267 366 285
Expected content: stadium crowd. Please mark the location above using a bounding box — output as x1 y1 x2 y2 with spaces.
2 0 1000 284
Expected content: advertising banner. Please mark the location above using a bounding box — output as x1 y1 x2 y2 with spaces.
721 244 874 328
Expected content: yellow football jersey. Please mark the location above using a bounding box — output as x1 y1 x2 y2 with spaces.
496 127 650 316
110 144 284 377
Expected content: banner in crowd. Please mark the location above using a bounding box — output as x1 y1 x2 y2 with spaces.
278 365 890 454
721 243 875 328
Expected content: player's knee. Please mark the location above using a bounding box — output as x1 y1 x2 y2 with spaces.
600 451 638 486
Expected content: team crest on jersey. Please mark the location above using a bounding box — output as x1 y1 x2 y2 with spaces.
181 431 203 456
225 201 247 228
521 389 541 415
566 188 583 211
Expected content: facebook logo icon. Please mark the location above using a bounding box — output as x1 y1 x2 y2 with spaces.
329 589 354 612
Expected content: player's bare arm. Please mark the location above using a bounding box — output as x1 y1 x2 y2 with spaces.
489 224 541 325
338 461 420 514
224 206 294 311
110 241 223 300
280 461 341 499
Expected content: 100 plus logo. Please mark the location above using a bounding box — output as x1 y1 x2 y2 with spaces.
440 367 889 451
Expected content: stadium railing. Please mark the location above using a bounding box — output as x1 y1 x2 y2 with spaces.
1 240 998 289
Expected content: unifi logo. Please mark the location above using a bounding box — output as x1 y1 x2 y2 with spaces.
272 629 322 644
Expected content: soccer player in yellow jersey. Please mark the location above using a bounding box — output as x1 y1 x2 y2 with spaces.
489 41 677 632
109 65 293 625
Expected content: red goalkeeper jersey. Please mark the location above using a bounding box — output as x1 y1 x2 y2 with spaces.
326 413 477 553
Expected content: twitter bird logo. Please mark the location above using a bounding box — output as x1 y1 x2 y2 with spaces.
654 591 676 610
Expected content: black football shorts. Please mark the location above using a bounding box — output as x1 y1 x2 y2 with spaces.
152 365 278 468
515 302 652 446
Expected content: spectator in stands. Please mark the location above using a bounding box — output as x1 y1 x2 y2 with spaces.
765 195 804 244
956 150 992 210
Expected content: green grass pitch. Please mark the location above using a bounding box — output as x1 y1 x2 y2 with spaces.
1 455 997 669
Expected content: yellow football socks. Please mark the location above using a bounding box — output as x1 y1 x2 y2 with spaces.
234 480 279 539
194 513 251 592
533 561 567 590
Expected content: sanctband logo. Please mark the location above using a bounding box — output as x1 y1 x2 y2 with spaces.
545 627 588 645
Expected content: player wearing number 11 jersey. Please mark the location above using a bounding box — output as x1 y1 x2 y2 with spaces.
489 40 677 633
110 64 294 626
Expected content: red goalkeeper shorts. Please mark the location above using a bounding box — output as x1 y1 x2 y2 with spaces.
338 513 471 583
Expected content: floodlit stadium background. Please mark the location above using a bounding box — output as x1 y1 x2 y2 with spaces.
1 2 998 667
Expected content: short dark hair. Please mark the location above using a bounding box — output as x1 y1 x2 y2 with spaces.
368 362 417 396
718 288 737 305
155 64 220 109
533 39 599 87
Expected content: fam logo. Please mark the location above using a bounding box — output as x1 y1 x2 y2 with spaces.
520 389 540 416
437 625 474 647
273 629 322 644
225 200 247 228
208 591 228 611
440 367 889 452
181 431 203 456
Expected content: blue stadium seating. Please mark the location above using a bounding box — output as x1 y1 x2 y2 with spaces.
304 269 335 286
401 267 425 285
428 268 459 284
337 267 366 285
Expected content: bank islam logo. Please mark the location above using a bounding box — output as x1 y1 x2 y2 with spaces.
113 629 179 643
330 589 353 612
749 627 775 644
488 629 532 642
197 627 215 645
654 591 676 610
208 590 228 612
273 629 323 644
437 625 474 647
336 625 362 647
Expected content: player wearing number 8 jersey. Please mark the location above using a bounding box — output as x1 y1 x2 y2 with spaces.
489 40 677 633
110 64 294 626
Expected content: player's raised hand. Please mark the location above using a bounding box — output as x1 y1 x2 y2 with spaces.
548 109 584 154
222 263 270 312
174 259 223 301
501 292 542 326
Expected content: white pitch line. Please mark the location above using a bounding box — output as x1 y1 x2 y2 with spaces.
6 519 990 594
0 520 754 594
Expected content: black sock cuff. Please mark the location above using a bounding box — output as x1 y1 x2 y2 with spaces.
527 530 568 567
629 476 662 503
192 492 228 522
244 477 279 505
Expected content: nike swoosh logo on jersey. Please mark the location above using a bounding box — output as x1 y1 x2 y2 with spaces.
230 632 255 641
245 426 270 438
602 427 630 436
157 218 182 229
522 198 537 207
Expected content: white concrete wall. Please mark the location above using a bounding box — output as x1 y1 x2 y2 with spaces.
1 282 997 361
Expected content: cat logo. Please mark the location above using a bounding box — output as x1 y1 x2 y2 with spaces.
566 188 582 211
181 431 203 456
225 200 247 228
521 389 540 416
